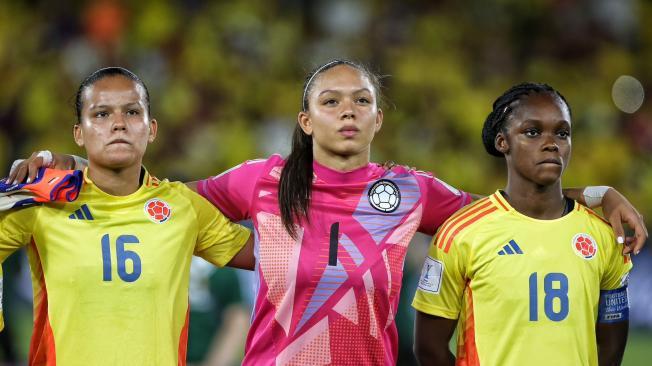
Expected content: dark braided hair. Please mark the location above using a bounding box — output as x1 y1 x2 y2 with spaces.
481 82 571 157
75 67 150 124
279 60 383 238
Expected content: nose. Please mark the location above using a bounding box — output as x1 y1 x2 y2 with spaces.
542 133 559 152
340 98 356 120
112 114 127 131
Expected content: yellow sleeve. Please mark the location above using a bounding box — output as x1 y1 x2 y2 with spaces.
412 229 470 319
0 208 35 333
187 190 251 267
600 230 632 290
0 266 4 332
0 208 35 262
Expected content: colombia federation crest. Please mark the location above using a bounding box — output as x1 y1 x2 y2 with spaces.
368 179 401 213
572 233 597 260
144 198 172 223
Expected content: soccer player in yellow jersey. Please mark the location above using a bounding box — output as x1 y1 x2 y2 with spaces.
0 67 253 365
413 83 632 366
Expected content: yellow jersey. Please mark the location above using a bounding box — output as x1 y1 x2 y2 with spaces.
413 191 632 366
0 168 250 366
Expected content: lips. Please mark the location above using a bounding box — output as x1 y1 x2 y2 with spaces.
538 158 561 165
338 126 360 137
108 139 131 145
338 126 360 133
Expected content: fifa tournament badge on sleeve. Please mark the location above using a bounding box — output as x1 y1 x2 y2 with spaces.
418 257 444 294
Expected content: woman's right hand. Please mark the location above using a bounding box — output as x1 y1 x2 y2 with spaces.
7 151 77 184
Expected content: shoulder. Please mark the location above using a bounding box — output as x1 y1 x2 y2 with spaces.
573 204 616 243
574 204 619 248
213 155 283 181
577 204 612 228
384 164 463 194
435 197 505 250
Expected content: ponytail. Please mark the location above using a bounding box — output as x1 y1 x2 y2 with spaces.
279 124 313 238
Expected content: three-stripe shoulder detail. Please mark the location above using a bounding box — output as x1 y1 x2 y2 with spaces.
435 197 500 253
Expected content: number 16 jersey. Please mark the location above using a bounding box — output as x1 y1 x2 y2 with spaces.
412 191 632 366
0 168 250 366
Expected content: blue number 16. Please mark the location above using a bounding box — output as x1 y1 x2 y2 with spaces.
101 234 142 282
529 272 569 321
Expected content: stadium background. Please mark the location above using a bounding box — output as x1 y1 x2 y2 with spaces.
0 0 650 364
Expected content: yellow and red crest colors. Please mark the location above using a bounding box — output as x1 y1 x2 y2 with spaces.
572 233 597 260
144 198 171 223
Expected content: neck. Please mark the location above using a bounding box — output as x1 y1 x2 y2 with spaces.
313 146 370 172
87 162 142 196
503 175 565 220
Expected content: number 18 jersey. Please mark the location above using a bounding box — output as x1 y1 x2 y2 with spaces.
0 168 250 366
412 191 632 366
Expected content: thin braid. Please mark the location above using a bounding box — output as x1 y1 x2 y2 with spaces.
482 82 571 157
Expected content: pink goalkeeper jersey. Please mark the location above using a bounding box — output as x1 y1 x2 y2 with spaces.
198 155 470 366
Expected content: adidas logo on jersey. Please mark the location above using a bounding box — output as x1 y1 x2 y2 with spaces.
69 204 94 220
497 240 523 255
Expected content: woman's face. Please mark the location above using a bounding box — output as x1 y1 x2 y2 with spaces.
299 64 383 162
497 92 572 187
74 75 157 170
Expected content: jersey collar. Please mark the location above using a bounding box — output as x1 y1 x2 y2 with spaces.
82 166 153 199
491 190 580 223
312 159 378 184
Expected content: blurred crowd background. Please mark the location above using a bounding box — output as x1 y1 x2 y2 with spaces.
0 0 650 365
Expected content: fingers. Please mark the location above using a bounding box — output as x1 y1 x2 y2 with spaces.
5 152 45 185
609 213 627 253
619 211 648 256
629 214 648 256
7 159 25 183
27 158 43 184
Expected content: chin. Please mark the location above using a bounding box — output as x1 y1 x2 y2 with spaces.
534 174 563 187
99 155 141 170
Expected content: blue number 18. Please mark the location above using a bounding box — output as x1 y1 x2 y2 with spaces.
529 272 569 321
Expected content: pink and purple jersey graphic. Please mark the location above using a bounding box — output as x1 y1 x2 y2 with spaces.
198 155 470 366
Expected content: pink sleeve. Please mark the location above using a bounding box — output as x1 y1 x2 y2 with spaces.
415 171 472 235
197 158 268 221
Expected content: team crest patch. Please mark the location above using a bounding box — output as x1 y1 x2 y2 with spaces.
144 198 172 223
572 233 597 260
368 179 401 213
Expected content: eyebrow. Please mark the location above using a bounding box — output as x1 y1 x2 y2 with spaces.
317 88 372 97
88 102 143 110
521 119 571 126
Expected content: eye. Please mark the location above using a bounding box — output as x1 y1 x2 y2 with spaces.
524 128 540 137
94 111 109 118
323 99 338 106
557 129 570 138
356 97 371 104
126 109 140 116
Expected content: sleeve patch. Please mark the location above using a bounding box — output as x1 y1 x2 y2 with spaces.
418 256 444 294
598 286 629 323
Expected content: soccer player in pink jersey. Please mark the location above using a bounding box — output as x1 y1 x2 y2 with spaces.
8 61 648 365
